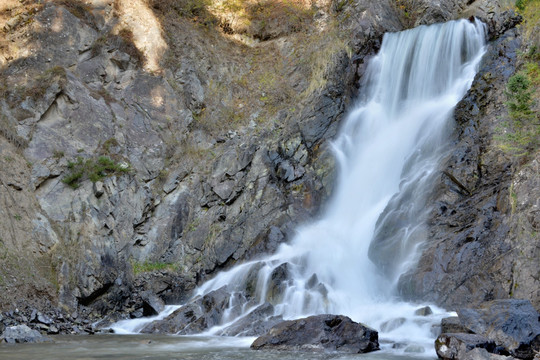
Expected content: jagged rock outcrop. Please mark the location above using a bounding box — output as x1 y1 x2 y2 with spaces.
0 0 403 318
251 314 379 353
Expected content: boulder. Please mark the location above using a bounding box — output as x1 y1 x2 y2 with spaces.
0 324 51 344
415 306 433 316
435 333 497 360
461 348 515 360
251 314 379 353
441 316 473 334
457 300 540 359
265 263 292 304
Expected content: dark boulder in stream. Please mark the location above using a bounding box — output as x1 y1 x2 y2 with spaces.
251 314 379 353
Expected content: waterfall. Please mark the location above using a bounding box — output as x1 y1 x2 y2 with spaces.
113 19 486 355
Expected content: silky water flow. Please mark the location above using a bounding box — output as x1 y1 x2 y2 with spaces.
112 19 487 357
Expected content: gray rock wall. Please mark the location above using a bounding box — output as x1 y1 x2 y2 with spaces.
0 0 402 317
0 0 537 323
398 11 540 310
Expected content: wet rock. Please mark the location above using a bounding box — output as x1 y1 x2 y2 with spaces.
305 274 319 289
404 344 425 353
243 262 265 299
380 317 406 332
441 316 473 334
0 324 51 344
251 314 379 353
435 300 540 360
415 306 433 316
265 263 292 304
461 347 515 360
130 308 144 319
436 333 497 360
141 287 230 335
457 299 540 359
219 303 283 337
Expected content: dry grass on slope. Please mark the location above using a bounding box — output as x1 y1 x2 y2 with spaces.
149 0 351 139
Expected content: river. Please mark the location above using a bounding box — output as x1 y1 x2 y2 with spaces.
0 334 437 360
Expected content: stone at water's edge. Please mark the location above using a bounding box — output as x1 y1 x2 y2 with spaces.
0 324 51 344
457 300 540 356
441 316 473 334
435 333 498 360
435 299 540 360
250 314 379 353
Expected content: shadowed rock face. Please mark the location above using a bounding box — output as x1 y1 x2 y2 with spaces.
251 314 379 354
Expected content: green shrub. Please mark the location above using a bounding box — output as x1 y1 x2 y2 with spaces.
516 0 527 10
131 260 177 275
506 73 534 119
62 156 130 189
496 71 539 156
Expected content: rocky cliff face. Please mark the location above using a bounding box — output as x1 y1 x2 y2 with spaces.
0 0 402 319
0 0 537 326
397 2 540 311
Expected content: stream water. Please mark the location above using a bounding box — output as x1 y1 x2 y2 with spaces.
0 334 437 360
0 19 487 360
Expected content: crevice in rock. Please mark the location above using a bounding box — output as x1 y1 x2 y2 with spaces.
443 170 472 195
77 282 113 306
33 174 60 192
36 90 68 124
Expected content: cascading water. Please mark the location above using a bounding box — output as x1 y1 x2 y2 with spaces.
113 19 487 356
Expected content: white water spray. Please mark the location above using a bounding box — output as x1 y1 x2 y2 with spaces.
114 19 486 356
